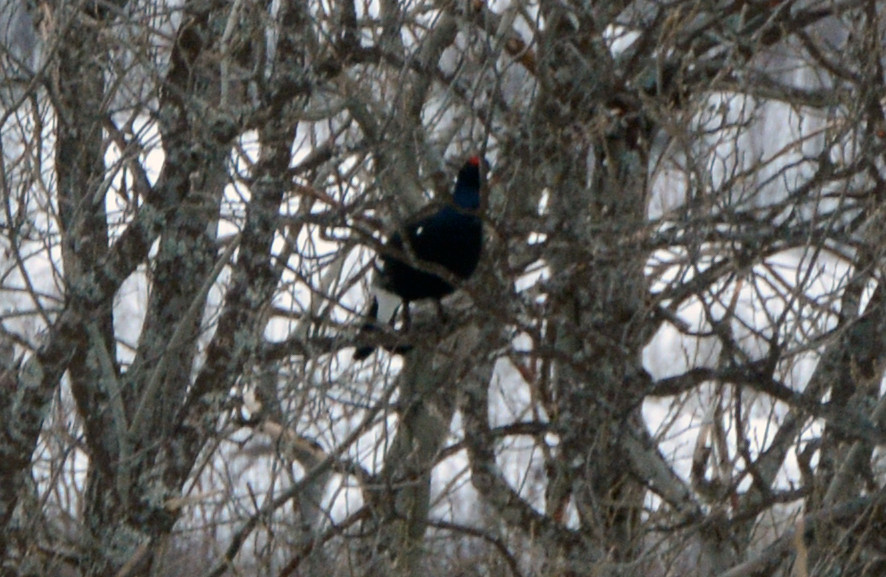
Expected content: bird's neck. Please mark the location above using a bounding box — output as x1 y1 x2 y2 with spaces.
452 187 480 211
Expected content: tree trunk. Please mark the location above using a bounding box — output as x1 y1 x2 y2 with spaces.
535 3 652 563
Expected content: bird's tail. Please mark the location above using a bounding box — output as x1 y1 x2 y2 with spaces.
352 298 379 361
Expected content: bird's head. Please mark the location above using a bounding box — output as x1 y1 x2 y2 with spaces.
453 155 485 210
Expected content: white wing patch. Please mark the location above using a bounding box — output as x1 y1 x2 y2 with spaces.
415 226 424 236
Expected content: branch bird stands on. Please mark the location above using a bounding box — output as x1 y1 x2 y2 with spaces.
353 156 486 360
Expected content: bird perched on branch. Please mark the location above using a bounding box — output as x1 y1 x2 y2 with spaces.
353 156 485 360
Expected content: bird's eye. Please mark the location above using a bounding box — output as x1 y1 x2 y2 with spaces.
416 226 424 236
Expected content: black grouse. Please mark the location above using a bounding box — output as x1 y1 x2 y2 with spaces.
353 156 484 360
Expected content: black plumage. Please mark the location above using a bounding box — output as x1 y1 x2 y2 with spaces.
353 156 484 360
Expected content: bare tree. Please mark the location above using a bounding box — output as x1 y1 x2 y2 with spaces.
2 1 886 576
